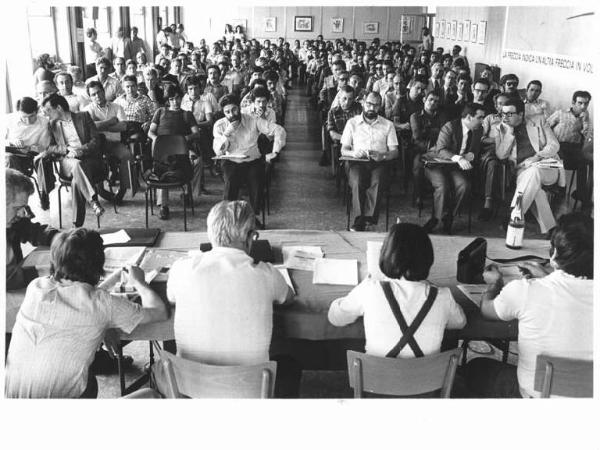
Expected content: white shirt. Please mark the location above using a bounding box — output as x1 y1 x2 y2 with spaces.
5 113 51 150
460 119 470 153
58 118 82 148
84 101 126 142
63 93 90 113
492 270 593 398
329 277 466 358
340 114 398 155
167 247 289 365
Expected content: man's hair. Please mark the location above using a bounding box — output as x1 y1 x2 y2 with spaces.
424 90 441 100
42 93 70 112
461 102 486 118
502 97 525 114
473 78 490 89
6 168 34 204
143 66 158 78
409 75 429 87
86 80 105 96
113 57 125 64
219 94 240 109
185 75 202 89
263 69 279 83
339 85 355 95
16 97 38 114
95 57 111 67
125 59 137 67
572 90 592 103
164 84 183 99
121 75 137 85
549 212 593 278
500 73 519 85
50 228 105 286
207 200 255 247
252 86 271 102
379 223 434 281
365 91 382 105
331 60 346 70
206 64 221 75
54 71 73 85
527 80 542 90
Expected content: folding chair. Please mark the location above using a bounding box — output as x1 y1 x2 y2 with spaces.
534 355 593 398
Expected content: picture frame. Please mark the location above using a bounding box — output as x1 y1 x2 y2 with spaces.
463 20 471 41
457 22 463 41
450 20 457 40
445 21 451 40
478 20 487 44
434 21 440 38
363 22 379 34
294 16 313 32
264 17 276 33
470 23 478 43
439 20 445 38
331 17 343 33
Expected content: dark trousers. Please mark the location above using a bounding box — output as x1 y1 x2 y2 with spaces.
463 357 522 398
105 140 133 193
222 158 265 214
59 157 105 226
479 150 500 201
5 154 54 200
424 166 470 220
559 141 590 202
80 370 99 398
346 161 390 221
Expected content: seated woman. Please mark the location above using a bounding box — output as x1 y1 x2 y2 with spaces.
5 228 169 398
147 84 200 220
328 223 466 358
466 212 593 398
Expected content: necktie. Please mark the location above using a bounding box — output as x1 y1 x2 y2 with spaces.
465 130 473 153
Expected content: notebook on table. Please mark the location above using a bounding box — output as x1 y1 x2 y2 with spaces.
100 228 161 247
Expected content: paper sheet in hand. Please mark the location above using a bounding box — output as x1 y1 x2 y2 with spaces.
103 247 146 272
100 229 131 246
274 265 296 294
282 246 323 271
457 284 487 307
139 249 188 281
366 241 385 280
313 258 358 286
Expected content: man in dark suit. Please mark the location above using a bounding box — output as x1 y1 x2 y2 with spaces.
424 103 486 234
41 93 106 227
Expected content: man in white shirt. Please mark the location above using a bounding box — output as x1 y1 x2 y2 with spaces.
167 200 297 395
341 92 399 231
54 72 89 112
523 80 550 120
85 57 122 102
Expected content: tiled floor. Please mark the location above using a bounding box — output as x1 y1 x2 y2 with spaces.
25 82 585 398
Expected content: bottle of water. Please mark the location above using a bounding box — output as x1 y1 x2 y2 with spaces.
506 191 524 249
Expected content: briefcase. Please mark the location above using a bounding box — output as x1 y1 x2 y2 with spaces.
456 237 487 284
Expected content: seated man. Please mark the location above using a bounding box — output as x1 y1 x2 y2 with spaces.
495 98 560 235
341 91 399 232
42 93 106 227
5 168 59 291
327 85 362 171
54 71 89 112
167 200 297 397
424 103 486 234
466 212 593 398
85 57 122 102
5 97 53 210
523 80 550 120
213 95 286 228
547 90 592 206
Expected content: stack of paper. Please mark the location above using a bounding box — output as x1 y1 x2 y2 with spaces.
282 246 323 271
100 229 131 246
103 247 146 272
313 259 358 286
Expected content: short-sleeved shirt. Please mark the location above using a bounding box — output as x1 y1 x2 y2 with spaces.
492 270 593 398
5 277 144 398
328 277 466 357
340 114 398 155
84 101 126 141
167 247 289 365
114 93 156 124
5 113 52 150
85 75 122 102
151 107 197 136
547 108 590 144
181 94 213 123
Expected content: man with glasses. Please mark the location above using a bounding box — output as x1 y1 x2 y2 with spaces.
424 103 486 234
472 78 495 116
496 98 560 235
341 92 399 232
499 74 521 100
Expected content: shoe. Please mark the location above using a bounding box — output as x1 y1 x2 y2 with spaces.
422 217 439 233
318 153 330 167
478 207 493 222
40 193 50 211
442 214 453 235
114 187 126 205
91 200 105 217
97 188 115 202
90 349 134 375
350 217 366 232
159 206 170 220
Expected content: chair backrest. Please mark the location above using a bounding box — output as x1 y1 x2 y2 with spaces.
155 350 277 399
152 134 189 163
534 355 593 398
347 348 462 398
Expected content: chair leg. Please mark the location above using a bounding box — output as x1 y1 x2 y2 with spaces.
144 189 149 229
346 186 351 231
188 183 195 216
58 186 63 229
385 190 390 232
150 188 154 216
182 188 188 232
97 214 101 228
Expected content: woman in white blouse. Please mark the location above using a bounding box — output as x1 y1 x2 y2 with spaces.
328 223 466 358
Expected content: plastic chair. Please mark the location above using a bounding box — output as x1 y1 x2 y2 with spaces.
144 135 194 231
347 348 462 398
534 355 593 398
153 349 277 399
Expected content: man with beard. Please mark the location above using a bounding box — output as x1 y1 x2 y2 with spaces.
341 92 399 232
213 95 286 228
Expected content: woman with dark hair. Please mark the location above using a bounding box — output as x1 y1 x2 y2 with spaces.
33 53 56 85
5 228 169 398
328 223 466 358
467 212 594 398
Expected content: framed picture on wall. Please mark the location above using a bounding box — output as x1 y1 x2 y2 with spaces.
450 20 457 40
294 16 313 32
445 21 451 39
463 20 471 41
439 20 445 38
363 22 379 34
401 16 411 34
478 20 487 44
264 17 276 33
470 23 478 43
434 21 440 38
331 17 343 33
457 22 463 41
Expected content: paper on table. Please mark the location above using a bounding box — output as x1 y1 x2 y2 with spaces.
457 284 487 307
274 265 295 294
366 240 385 280
139 248 188 281
100 229 131 246
104 246 146 272
282 246 323 271
213 154 249 160
313 258 358 286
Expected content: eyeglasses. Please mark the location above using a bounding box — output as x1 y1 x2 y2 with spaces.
338 77 349 82
501 111 518 118
506 82 518 87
